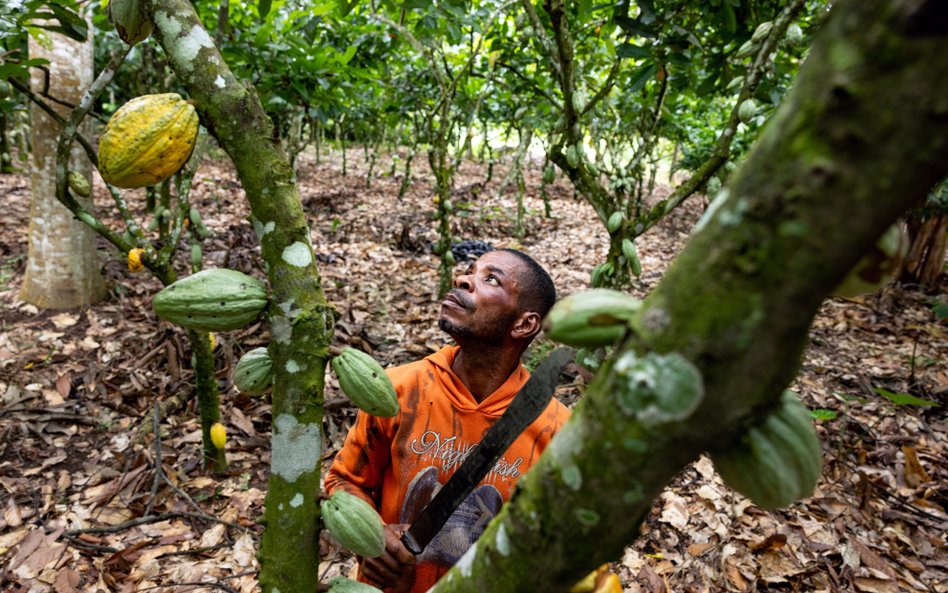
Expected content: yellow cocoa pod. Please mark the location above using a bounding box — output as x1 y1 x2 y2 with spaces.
210 422 226 450
127 248 145 273
98 94 199 189
570 565 620 593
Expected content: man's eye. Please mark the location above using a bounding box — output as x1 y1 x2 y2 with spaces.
486 274 499 285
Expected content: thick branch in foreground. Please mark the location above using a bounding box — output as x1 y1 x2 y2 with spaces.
429 1 948 591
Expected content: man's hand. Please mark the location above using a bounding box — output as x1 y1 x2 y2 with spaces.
362 523 416 593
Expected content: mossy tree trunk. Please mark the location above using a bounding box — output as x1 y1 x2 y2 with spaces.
429 1 948 591
146 1 334 591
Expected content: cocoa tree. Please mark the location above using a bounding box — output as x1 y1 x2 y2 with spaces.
501 0 812 287
424 0 948 590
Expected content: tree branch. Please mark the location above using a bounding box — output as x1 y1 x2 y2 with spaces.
429 1 948 591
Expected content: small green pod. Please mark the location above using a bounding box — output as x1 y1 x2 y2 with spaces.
543 289 641 347
321 490 385 558
331 348 399 417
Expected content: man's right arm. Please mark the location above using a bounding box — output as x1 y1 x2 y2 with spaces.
324 410 394 505
325 412 417 591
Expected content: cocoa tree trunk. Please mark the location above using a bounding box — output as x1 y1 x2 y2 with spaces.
146 1 333 590
900 211 947 288
21 20 107 309
429 1 948 591
0 108 12 174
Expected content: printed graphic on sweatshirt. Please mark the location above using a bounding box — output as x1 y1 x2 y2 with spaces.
409 429 523 482
400 466 503 565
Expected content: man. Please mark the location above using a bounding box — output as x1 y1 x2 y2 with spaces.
324 248 570 593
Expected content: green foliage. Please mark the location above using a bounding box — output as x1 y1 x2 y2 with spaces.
873 388 940 408
924 178 948 215
933 299 948 320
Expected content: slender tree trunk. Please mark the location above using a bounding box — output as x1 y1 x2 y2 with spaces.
21 21 106 308
900 211 948 288
0 110 12 174
429 1 948 591
148 2 333 591
398 148 415 199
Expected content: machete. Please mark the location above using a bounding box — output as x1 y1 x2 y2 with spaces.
400 346 574 555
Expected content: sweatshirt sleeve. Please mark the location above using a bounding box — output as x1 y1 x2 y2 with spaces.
324 410 395 509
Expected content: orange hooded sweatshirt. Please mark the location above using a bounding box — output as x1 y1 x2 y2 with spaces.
324 345 570 593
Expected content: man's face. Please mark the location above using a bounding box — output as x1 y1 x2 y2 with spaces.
438 251 526 344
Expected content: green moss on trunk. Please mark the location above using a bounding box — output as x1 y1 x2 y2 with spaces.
189 329 226 471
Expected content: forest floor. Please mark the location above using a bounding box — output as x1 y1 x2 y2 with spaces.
0 146 945 593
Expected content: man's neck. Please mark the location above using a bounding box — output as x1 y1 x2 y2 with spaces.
451 344 523 404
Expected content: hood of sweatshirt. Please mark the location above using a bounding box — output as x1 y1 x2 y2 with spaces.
424 345 530 417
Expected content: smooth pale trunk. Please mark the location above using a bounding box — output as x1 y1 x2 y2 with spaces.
22 21 106 309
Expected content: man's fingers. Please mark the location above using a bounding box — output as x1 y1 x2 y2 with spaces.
362 524 417 589
362 557 399 586
386 524 417 566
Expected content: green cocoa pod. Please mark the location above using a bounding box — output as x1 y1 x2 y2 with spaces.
68 171 91 198
738 99 757 124
735 39 757 59
589 263 606 287
565 144 579 168
542 165 556 184
622 239 642 277
189 206 211 239
153 268 268 332
190 243 202 269
321 490 385 558
726 75 745 93
108 0 153 45
606 211 624 234
706 176 722 198
327 577 383 593
832 223 908 297
543 288 642 347
445 250 456 266
233 347 273 395
587 162 599 177
786 23 804 46
711 391 822 510
331 347 399 417
751 21 773 43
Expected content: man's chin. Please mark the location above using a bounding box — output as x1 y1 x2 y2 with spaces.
438 317 471 340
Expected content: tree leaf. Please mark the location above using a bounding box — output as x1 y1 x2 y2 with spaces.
874 388 939 407
616 43 651 60
259 0 272 19
810 409 838 421
626 62 658 92
932 298 948 320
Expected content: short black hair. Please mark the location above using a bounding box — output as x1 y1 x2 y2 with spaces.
499 248 556 319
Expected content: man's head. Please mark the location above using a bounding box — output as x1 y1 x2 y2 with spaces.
438 249 556 349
